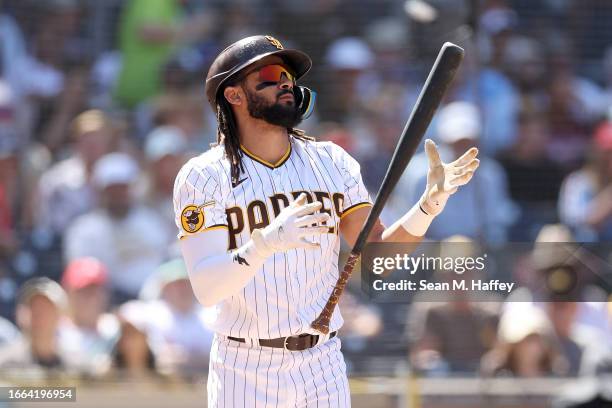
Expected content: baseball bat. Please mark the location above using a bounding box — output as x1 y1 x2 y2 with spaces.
311 42 465 334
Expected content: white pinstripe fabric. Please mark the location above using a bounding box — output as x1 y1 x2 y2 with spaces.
173 138 372 339
207 334 350 408
174 137 370 405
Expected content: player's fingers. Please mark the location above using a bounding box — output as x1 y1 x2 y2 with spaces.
295 201 322 216
292 193 308 207
452 147 479 167
299 226 330 236
449 171 474 187
425 139 442 169
295 213 330 227
453 158 480 174
296 238 320 249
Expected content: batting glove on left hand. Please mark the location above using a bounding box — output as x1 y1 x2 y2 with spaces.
420 139 480 216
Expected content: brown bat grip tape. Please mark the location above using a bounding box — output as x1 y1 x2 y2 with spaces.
311 252 360 334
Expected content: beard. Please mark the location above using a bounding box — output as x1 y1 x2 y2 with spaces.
244 88 302 128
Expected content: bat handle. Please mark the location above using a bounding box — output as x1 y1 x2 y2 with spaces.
311 252 361 334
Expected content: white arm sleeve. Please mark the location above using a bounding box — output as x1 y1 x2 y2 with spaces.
180 229 267 307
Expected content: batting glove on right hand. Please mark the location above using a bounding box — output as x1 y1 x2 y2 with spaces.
251 193 330 257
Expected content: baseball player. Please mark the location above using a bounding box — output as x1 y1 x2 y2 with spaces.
174 35 480 407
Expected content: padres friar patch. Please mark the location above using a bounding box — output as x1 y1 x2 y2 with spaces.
181 201 215 234
265 35 283 50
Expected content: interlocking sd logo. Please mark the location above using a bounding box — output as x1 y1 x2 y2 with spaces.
265 35 284 50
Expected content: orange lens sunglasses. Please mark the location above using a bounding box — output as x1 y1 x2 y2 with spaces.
256 64 295 85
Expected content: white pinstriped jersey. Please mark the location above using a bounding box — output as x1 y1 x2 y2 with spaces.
173 136 372 339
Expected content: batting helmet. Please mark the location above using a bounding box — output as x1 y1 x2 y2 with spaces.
204 35 312 113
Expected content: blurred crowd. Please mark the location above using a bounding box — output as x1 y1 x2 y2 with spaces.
0 0 611 386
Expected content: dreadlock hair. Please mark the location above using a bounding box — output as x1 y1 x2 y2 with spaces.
214 83 315 185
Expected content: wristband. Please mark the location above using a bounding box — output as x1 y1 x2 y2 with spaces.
400 202 435 237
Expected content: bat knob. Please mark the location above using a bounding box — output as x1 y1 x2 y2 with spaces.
311 315 331 334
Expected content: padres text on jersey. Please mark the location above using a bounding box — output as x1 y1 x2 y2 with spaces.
173 136 372 339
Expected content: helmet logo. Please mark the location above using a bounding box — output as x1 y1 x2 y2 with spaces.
265 35 284 50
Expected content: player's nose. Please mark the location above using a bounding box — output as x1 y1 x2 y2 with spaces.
278 74 293 90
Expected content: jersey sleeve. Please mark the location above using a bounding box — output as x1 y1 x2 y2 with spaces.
333 144 373 218
173 160 228 239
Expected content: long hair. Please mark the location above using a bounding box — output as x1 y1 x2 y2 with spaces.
215 90 314 184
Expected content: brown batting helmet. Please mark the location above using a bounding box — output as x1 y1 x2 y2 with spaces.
204 35 312 113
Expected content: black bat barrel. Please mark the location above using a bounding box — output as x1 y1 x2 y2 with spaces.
352 42 464 254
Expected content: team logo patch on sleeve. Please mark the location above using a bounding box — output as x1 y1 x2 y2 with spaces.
180 201 214 234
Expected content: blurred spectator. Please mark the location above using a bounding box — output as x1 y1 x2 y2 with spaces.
392 101 517 243
482 304 566 377
215 0 265 45
546 301 584 375
0 81 20 143
37 110 114 238
3 1 75 100
114 0 182 108
90 50 123 110
559 122 612 241
358 82 416 190
0 6 34 145
451 41 521 156
142 126 188 247
479 6 518 70
140 259 213 378
502 36 547 116
114 0 214 108
0 4 28 98
110 300 157 379
407 237 499 375
0 315 18 345
64 152 168 302
59 257 118 377
490 299 588 378
364 17 411 85
498 112 565 240
128 46 212 142
516 224 612 342
148 93 212 151
0 277 68 373
37 65 90 153
0 117 19 257
320 37 374 123
340 292 383 342
409 301 498 375
17 1 91 153
320 35 420 188
545 67 602 167
494 226 600 377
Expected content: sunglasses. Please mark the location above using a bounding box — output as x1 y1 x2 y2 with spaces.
252 65 295 90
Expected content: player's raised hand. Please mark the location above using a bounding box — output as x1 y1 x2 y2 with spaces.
251 193 331 256
420 139 479 216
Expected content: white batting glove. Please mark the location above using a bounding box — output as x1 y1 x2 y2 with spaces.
420 139 480 216
250 193 330 257
401 139 479 236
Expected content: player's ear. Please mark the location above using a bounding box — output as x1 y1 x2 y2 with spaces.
223 86 242 106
